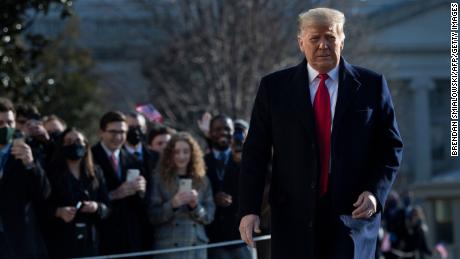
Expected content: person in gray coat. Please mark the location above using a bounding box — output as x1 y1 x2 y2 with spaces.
149 132 215 259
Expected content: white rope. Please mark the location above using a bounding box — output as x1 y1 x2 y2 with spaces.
75 235 271 259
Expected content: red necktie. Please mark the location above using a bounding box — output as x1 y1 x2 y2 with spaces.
313 74 331 196
110 153 119 176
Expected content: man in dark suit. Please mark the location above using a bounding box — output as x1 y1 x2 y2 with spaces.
239 7 403 259
0 98 50 258
125 112 159 183
92 111 147 256
205 115 252 259
124 111 159 250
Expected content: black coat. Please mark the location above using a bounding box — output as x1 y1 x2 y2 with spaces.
44 164 110 259
123 144 160 250
239 58 403 259
0 155 50 259
204 152 241 243
91 143 146 256
123 144 159 183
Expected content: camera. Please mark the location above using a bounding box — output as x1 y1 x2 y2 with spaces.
233 130 245 153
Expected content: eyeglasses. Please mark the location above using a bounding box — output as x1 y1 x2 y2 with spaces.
105 129 127 135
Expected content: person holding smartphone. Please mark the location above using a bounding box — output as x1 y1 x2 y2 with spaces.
0 98 50 259
44 128 110 258
148 132 215 259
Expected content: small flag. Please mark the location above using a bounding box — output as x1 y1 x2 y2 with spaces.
136 103 163 123
435 243 448 259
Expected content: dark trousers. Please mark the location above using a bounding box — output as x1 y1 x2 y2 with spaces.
315 193 355 259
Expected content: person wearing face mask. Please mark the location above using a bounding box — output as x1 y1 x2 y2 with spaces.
124 112 160 251
124 112 159 185
0 98 51 259
43 128 110 258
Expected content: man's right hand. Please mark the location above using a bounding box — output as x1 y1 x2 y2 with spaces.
197 112 212 138
11 139 34 167
239 214 261 248
214 192 232 207
171 191 194 208
110 181 136 200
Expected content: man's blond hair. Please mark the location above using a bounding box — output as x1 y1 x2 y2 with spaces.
298 7 345 41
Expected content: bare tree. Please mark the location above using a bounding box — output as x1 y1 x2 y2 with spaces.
139 0 305 128
141 0 376 130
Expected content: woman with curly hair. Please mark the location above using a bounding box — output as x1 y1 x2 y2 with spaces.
148 132 215 259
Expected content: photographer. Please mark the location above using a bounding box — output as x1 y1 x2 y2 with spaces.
0 98 50 258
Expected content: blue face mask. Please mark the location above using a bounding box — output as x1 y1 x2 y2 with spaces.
0 127 15 146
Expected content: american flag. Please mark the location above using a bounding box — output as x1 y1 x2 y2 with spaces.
135 104 163 123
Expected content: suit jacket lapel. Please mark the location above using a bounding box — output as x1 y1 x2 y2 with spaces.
119 149 128 182
293 59 317 144
94 143 122 185
332 58 361 138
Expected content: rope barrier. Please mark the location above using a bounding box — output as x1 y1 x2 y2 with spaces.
75 235 271 259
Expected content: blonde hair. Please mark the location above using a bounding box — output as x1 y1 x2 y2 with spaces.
159 132 207 191
298 7 345 40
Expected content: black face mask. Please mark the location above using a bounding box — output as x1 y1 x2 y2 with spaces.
127 126 143 146
49 131 62 143
0 127 15 145
62 143 86 161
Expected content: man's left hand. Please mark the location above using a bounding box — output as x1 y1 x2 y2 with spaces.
80 201 99 213
352 191 377 219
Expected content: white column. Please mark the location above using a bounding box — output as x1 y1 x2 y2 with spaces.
452 200 460 258
409 77 435 182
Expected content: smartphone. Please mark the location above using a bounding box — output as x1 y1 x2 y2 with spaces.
75 201 83 211
179 178 192 193
12 129 24 145
233 131 245 153
126 169 140 182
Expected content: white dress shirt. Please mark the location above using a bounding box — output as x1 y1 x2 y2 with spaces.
307 63 339 127
101 142 121 165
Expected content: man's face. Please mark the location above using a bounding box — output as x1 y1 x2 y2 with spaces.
44 119 65 134
126 115 147 134
100 121 128 151
25 119 45 137
150 134 171 154
15 115 26 133
297 23 344 73
210 118 234 151
0 111 15 129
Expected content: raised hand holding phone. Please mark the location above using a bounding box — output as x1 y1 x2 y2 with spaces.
11 130 34 167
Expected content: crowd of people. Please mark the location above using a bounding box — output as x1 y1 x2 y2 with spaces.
379 191 435 259
0 97 267 259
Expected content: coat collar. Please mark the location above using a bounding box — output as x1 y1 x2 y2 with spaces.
292 57 361 134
